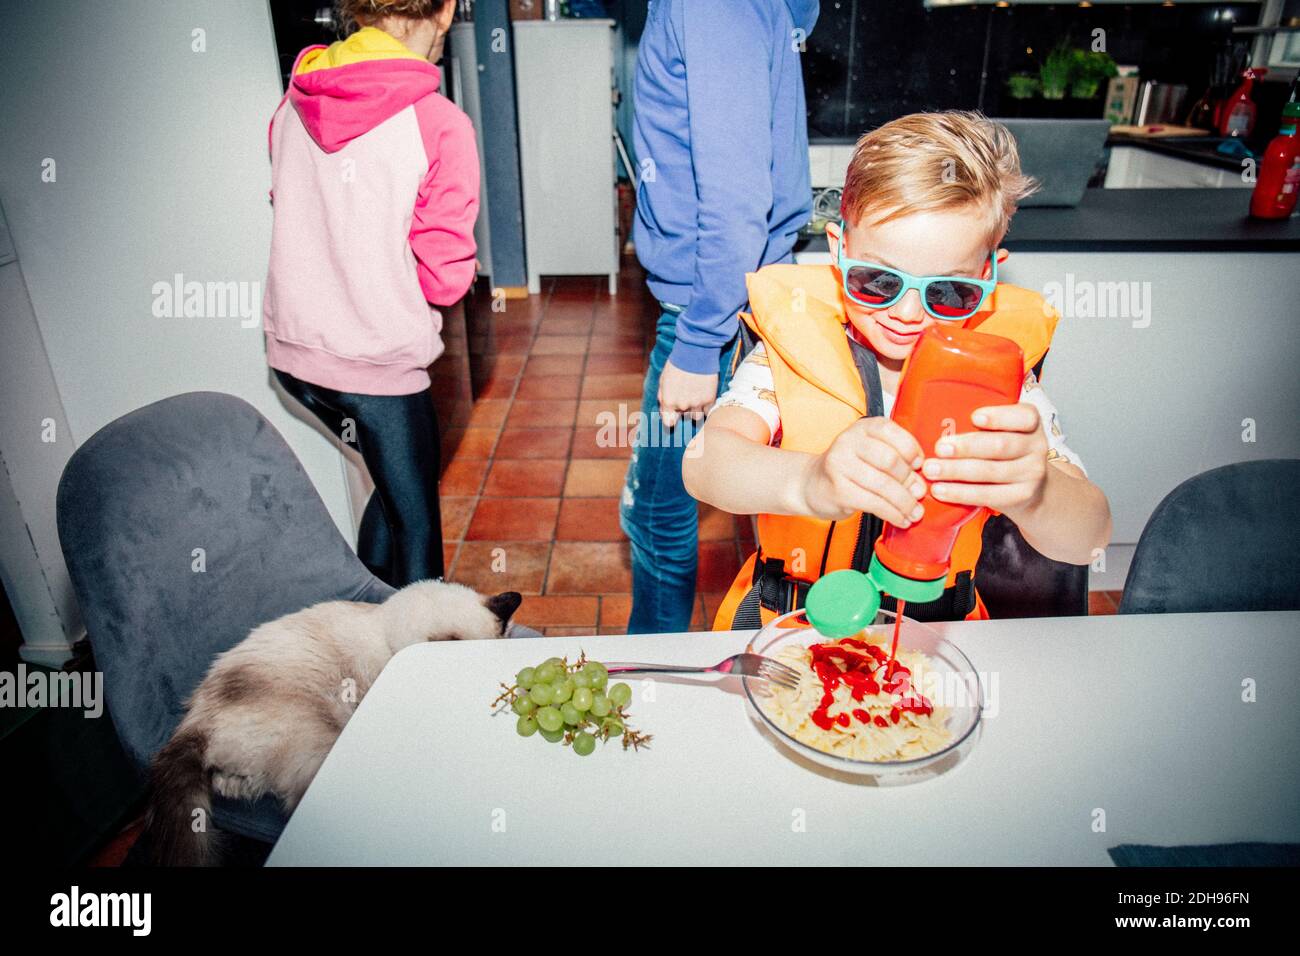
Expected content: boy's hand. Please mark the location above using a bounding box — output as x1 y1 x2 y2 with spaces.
658 361 718 429
799 417 927 526
923 403 1048 514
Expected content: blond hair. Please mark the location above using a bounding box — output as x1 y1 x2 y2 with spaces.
335 0 451 33
839 111 1038 245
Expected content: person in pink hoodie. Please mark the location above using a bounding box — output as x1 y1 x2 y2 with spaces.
263 0 479 586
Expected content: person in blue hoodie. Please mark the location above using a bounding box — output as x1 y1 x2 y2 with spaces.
620 0 819 634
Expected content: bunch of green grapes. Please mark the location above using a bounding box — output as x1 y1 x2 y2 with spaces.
494 654 649 756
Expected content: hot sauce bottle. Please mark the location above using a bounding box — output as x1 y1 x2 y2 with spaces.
1250 99 1300 220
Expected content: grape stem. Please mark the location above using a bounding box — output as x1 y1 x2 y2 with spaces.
490 681 518 711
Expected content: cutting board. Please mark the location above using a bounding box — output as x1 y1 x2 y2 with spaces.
1110 123 1211 138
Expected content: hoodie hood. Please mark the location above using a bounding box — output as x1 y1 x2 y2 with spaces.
289 27 441 153
786 0 819 35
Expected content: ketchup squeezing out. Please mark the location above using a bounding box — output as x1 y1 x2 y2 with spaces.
888 600 905 671
806 629 934 732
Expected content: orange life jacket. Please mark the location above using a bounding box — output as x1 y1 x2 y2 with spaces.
713 263 1060 631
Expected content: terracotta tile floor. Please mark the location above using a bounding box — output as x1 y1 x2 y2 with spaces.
1089 590 1125 615
442 265 749 636
444 261 1123 635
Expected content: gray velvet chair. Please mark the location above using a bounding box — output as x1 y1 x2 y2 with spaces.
1119 459 1300 614
56 391 395 847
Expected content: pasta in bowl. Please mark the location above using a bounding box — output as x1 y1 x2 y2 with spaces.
742 608 983 778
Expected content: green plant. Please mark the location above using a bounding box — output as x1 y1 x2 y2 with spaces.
1070 49 1119 99
1039 43 1075 100
1006 72 1041 100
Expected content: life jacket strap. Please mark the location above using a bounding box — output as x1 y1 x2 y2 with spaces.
754 555 813 615
846 334 885 418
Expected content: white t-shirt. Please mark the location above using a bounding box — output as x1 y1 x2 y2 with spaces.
712 339 1086 473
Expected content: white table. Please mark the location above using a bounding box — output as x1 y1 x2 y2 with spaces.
268 612 1300 866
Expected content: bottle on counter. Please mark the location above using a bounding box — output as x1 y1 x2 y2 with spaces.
1250 91 1300 220
1219 67 1267 139
868 325 1024 603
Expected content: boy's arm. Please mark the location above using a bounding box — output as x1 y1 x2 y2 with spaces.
657 3 780 424
684 407 927 529
1010 461 1112 566
673 2 776 371
924 403 1111 565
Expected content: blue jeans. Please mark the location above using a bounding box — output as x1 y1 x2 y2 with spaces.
620 306 739 634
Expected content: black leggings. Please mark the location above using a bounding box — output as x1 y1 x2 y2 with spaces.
274 369 444 586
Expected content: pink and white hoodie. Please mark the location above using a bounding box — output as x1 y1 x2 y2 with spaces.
263 28 480 395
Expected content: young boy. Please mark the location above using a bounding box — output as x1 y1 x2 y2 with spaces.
684 111 1112 629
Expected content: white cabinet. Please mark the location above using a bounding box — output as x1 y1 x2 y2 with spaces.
513 19 619 294
1105 145 1252 189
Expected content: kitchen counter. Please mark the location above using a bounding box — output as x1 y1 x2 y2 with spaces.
1006 187 1297 251
1107 133 1248 173
796 187 1300 254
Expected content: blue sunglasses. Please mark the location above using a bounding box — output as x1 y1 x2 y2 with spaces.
835 221 997 321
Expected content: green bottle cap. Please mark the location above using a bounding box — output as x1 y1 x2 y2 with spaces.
868 553 947 604
805 570 882 638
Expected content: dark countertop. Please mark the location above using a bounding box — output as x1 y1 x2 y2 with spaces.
817 132 1255 171
796 188 1300 254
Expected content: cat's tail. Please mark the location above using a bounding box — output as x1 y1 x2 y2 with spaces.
142 725 220 866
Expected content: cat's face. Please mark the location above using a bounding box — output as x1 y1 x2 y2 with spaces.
481 591 523 638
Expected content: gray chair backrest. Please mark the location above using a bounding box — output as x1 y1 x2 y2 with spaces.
56 391 393 772
1120 459 1300 614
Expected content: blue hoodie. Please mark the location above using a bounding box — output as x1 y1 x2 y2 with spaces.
632 0 818 374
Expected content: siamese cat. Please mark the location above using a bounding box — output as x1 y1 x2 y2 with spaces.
144 580 522 865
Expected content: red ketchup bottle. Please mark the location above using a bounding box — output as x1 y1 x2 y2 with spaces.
867 325 1025 605
1250 100 1300 220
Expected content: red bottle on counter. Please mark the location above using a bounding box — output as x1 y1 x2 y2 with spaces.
1219 68 1266 139
868 325 1024 602
1250 101 1300 220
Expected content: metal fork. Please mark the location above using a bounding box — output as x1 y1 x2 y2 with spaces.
603 653 801 690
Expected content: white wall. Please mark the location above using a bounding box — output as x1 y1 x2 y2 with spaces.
0 0 354 663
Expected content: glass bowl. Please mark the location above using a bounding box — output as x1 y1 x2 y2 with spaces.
741 607 983 782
